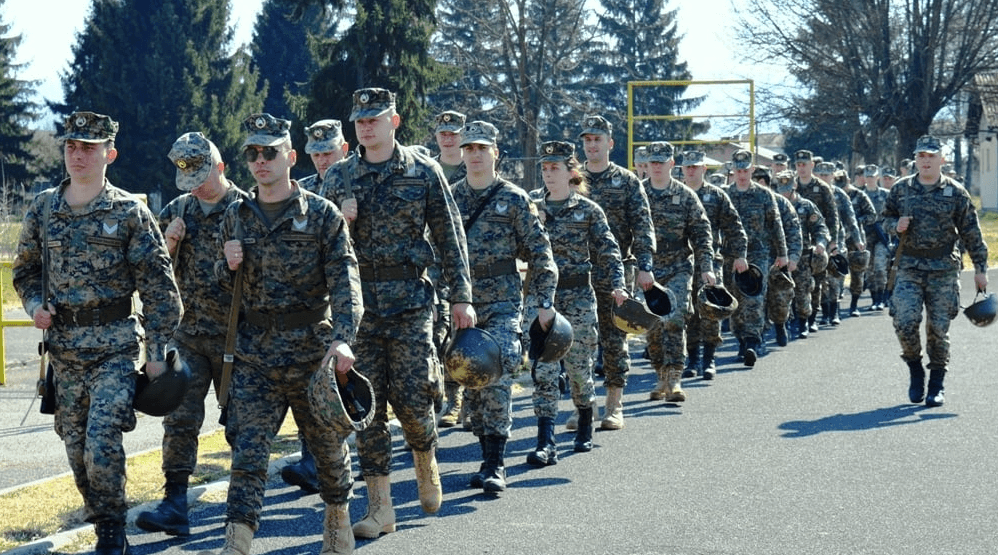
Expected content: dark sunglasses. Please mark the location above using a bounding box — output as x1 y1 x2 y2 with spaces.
243 146 283 163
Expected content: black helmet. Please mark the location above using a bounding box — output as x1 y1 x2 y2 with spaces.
308 365 376 434
828 253 849 278
134 349 191 417
528 310 574 362
644 282 676 317
768 266 795 292
696 284 738 320
443 327 504 389
612 298 660 335
964 291 998 327
734 264 764 297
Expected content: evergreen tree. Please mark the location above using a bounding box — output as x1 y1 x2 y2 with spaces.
0 0 40 197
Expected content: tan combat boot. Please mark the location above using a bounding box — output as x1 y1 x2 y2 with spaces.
197 521 253 555
351 475 395 539
320 503 354 555
649 367 669 400
412 448 442 513
666 366 686 402
600 386 624 430
437 383 462 428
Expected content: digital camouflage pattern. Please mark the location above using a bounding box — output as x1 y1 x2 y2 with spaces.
767 192 802 325
795 175 839 245
821 187 860 307
864 185 892 293
790 196 829 320
845 186 877 296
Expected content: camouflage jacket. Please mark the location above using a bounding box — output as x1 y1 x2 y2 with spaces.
297 172 322 195
795 176 840 244
774 191 803 265
791 196 830 250
14 179 182 360
864 186 889 220
583 162 655 271
726 182 788 262
833 187 861 249
844 186 878 236
320 142 472 317
214 183 362 366
882 174 988 274
691 181 747 261
159 184 248 338
646 178 714 277
452 176 557 307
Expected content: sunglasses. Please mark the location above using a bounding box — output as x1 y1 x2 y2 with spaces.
243 146 284 163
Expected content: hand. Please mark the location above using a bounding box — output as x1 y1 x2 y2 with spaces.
897 217 910 234
828 242 838 254
33 302 56 330
341 198 358 223
814 244 826 256
636 270 655 291
975 272 988 293
701 272 716 287
611 288 629 306
451 302 477 329
224 239 244 271
856 242 866 251
145 360 166 380
165 217 186 255
775 256 789 268
733 257 749 274
321 341 355 374
537 307 555 330
788 260 798 273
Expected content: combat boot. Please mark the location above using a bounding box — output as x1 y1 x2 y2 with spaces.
926 367 946 407
319 503 353 555
683 343 700 378
743 338 757 367
413 448 442 513
94 521 129 555
830 301 841 325
906 359 926 403
482 435 507 492
136 474 189 536
526 417 558 466
701 344 717 380
573 406 594 452
566 400 597 431
666 366 686 402
808 310 819 332
818 302 830 325
649 367 669 400
774 321 788 346
438 382 463 428
600 386 625 430
281 439 319 494
197 522 253 555
469 435 487 488
352 475 395 538
736 338 746 362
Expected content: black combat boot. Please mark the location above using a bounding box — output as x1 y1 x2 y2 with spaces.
736 338 746 362
849 295 860 317
830 301 841 325
482 435 507 492
469 435 487 488
775 321 788 346
281 438 319 493
926 366 946 407
743 337 758 367
136 473 189 536
526 417 558 466
573 406 594 452
94 521 129 555
906 359 925 403
818 302 830 325
795 316 809 339
683 342 701 378
701 344 717 380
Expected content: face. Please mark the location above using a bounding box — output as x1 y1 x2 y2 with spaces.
915 151 943 178
189 163 227 202
310 147 344 177
683 164 706 184
354 112 399 150
795 160 813 179
541 160 571 190
64 139 116 181
733 167 753 187
435 130 461 150
244 143 295 188
771 162 787 174
581 133 612 162
461 143 497 175
882 176 895 189
648 161 672 182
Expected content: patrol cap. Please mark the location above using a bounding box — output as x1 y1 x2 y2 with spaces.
579 115 612 137
864 164 879 177
707 172 726 186
881 166 896 177
539 140 575 163
460 120 499 147
634 146 649 164
304 119 344 154
646 141 674 163
350 88 396 122
794 149 813 162
682 150 706 166
771 153 789 164
814 161 836 175
242 113 292 148
168 132 219 192
61 111 118 143
775 170 795 193
731 149 753 169
913 135 941 154
434 110 466 133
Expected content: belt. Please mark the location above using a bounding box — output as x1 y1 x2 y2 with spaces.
359 264 423 282
557 273 591 290
904 245 953 258
244 306 330 331
471 259 518 279
54 297 133 327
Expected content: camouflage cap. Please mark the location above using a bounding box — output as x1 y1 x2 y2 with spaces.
242 113 292 148
913 135 941 154
460 120 499 147
646 141 674 163
349 88 396 122
634 146 649 164
771 153 789 163
731 149 753 169
168 132 219 192
304 119 344 154
881 166 896 177
775 169 795 192
794 149 813 162
708 172 727 186
864 164 879 177
682 150 706 166
578 114 612 138
814 161 836 175
539 140 575 163
434 110 466 133
61 111 118 143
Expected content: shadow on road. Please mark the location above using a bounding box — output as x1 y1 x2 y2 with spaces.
778 404 956 437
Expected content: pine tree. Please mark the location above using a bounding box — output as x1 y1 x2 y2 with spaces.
0 0 40 199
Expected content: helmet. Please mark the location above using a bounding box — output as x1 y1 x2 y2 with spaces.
308 364 376 434
809 249 828 274
528 310 574 362
612 298 660 335
769 266 795 292
828 253 849 278
443 327 504 389
964 291 998 327
696 284 738 320
644 282 676 317
134 349 191 417
848 250 870 273
734 264 764 297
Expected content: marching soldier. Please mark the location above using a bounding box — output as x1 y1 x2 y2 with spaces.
840 165 877 316
753 166 802 348
864 167 893 311
298 119 350 195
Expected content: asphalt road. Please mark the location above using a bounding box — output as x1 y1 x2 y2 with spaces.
5 271 998 554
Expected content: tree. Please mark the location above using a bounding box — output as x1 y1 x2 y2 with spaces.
57 0 264 205
0 0 40 198
736 0 998 162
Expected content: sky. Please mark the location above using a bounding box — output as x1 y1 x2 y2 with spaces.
2 0 780 137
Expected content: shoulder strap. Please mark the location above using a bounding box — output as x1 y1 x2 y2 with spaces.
464 181 504 232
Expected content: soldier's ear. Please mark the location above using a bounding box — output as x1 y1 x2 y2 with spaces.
391 113 401 129
105 146 118 165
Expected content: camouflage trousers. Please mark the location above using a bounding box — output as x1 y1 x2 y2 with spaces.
766 273 794 325
867 241 891 293
848 252 867 296
811 269 827 311
647 269 693 372
791 260 815 319
530 285 598 419
686 269 723 349
161 332 225 478
354 306 440 475
595 285 629 389
821 272 843 307
225 358 353 528
729 257 770 341
464 301 523 438
890 268 960 370
48 343 139 525
434 299 455 391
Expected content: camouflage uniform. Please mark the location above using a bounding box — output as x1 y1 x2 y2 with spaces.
788 195 829 323
766 191 803 328
795 173 839 245
820 185 860 323
864 184 892 300
844 185 877 300
299 119 347 194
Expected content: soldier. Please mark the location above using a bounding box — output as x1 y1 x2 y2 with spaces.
841 165 877 316
865 168 894 311
681 150 746 379
298 119 350 194
13 111 183 555
433 110 467 183
753 166 802 348
725 149 788 366
822 170 862 325
578 115 655 430
769 152 790 175
793 150 839 257
642 142 715 401
319 88 475 538
634 146 650 180
136 133 249 537
451 121 557 491
882 135 988 407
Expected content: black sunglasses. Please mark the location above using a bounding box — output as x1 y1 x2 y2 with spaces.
244 146 283 163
